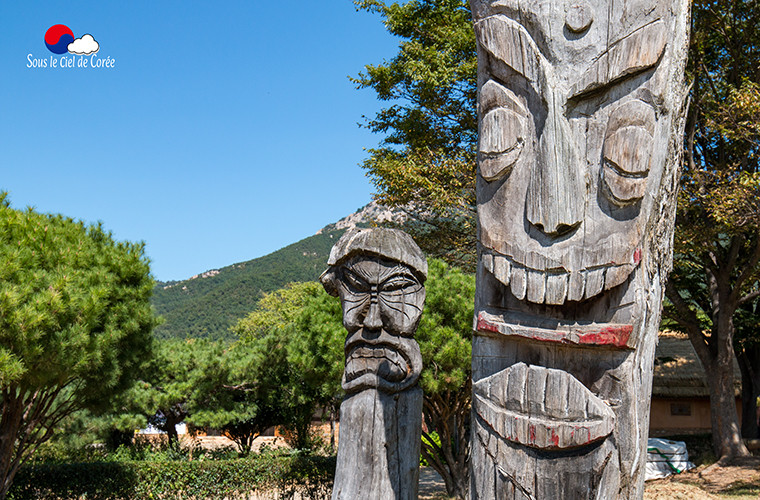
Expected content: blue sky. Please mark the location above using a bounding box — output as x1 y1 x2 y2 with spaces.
1 2 399 282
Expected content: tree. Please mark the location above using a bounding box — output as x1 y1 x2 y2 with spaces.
121 338 237 449
187 341 284 456
416 259 473 499
140 339 201 448
0 195 156 499
287 287 345 450
663 0 760 459
232 282 345 451
354 0 478 269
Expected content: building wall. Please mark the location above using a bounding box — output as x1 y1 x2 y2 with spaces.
649 397 742 436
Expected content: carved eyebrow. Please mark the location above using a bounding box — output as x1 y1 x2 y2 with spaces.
569 20 667 100
474 15 548 87
380 265 420 287
340 266 371 290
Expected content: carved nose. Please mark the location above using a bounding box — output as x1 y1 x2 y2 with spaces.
363 298 383 330
526 90 584 236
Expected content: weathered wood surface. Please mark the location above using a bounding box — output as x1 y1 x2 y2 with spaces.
473 362 616 450
332 387 422 500
469 0 691 497
321 228 427 500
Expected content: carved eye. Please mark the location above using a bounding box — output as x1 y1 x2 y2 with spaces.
380 274 418 292
478 79 528 182
341 268 370 293
602 100 655 205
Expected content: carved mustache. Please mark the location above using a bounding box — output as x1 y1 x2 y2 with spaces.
342 329 422 394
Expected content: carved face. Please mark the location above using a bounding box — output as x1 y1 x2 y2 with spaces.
332 256 425 394
472 0 674 309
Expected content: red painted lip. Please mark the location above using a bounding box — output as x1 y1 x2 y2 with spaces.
476 311 634 349
576 325 632 348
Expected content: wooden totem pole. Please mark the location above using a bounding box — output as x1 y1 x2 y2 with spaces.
468 0 691 498
321 228 427 500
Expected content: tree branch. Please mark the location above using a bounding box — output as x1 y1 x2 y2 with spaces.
730 237 760 305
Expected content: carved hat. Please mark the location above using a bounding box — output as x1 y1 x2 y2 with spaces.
320 228 427 295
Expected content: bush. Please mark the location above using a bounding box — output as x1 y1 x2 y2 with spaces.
7 450 335 500
658 433 716 466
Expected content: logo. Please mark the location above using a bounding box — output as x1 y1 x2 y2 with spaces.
29 25 113 69
44 24 75 54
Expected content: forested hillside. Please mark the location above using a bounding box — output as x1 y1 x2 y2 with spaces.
151 229 345 339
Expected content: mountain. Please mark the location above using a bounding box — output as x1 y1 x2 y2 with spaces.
151 202 401 340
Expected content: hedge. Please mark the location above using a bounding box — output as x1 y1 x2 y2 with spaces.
7 454 335 500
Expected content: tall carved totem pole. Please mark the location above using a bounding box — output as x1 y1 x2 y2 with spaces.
468 0 690 498
321 228 427 500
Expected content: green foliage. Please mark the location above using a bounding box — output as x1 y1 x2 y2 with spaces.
108 337 291 455
187 341 286 456
417 259 473 395
113 339 217 448
419 431 440 466
355 0 478 269
664 0 760 458
364 149 477 270
0 194 157 497
416 259 473 499
354 0 476 152
7 451 336 500
151 230 345 340
233 282 344 451
0 195 156 403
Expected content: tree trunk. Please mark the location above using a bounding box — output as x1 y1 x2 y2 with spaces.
706 360 749 458
738 347 760 439
421 389 470 500
0 393 24 500
698 316 751 459
164 414 181 449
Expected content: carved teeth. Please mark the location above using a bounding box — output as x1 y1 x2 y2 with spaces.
545 272 568 305
526 269 545 303
345 346 407 383
493 253 511 285
604 265 632 291
509 263 527 300
482 250 636 304
567 270 586 301
584 268 606 299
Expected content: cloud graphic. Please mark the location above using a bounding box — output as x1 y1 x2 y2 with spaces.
67 34 99 55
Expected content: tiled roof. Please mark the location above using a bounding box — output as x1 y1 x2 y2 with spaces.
651 331 741 398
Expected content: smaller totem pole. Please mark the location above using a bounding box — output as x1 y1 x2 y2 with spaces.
321 228 427 500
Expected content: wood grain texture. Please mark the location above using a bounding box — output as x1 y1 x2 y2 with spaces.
321 228 426 500
469 0 691 497
332 388 422 500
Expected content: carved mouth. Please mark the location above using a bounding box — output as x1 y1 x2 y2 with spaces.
473 363 615 450
341 332 422 394
482 250 637 304
345 345 408 383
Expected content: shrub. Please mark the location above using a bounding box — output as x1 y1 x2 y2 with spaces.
7 450 335 500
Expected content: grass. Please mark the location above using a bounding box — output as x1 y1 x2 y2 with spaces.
717 483 760 499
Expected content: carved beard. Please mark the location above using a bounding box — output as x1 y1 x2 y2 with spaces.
342 328 422 394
